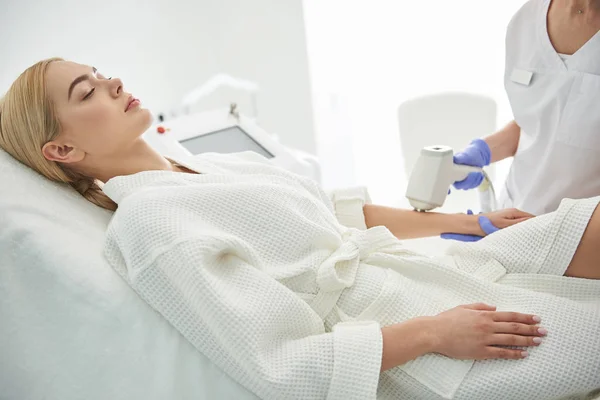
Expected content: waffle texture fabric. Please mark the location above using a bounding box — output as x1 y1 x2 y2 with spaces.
103 151 600 400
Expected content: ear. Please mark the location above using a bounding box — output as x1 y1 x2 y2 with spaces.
42 141 85 164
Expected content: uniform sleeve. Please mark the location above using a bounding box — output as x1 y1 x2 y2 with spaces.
107 232 383 400
326 187 372 230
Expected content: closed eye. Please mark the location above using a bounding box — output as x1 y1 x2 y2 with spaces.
83 88 95 100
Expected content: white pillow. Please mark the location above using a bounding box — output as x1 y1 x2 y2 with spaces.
0 149 257 400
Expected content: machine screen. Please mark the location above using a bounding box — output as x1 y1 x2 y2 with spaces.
179 126 274 158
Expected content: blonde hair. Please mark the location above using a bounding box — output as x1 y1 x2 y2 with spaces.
0 58 117 211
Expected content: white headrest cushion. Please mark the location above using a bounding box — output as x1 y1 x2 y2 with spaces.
0 149 255 399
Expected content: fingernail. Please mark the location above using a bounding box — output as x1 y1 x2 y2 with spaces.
521 351 529 358
538 328 548 335
533 337 542 344
532 315 541 323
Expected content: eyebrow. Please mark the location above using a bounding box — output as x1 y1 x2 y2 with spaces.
67 67 97 100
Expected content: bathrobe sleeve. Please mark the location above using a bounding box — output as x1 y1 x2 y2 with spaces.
326 187 372 230
105 225 383 400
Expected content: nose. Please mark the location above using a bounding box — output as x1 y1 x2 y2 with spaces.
109 77 123 98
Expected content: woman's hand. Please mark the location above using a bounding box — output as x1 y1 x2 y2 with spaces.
364 204 533 241
480 208 533 233
429 303 546 360
441 208 533 242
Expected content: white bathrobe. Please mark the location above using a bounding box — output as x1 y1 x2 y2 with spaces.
102 151 600 400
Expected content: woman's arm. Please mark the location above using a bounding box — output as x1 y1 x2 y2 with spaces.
484 120 521 163
380 317 434 371
363 204 532 240
109 231 385 399
364 204 478 239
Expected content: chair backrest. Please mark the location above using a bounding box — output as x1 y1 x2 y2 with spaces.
397 92 497 213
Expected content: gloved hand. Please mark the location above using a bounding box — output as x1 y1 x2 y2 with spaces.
453 139 491 190
441 208 533 242
441 210 499 242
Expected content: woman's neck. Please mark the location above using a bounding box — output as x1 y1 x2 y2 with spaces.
89 139 180 183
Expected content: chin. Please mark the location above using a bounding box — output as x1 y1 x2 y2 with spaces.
123 110 154 146
134 108 154 136
141 108 154 126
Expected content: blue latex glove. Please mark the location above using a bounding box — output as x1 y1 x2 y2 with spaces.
453 139 491 190
440 209 499 242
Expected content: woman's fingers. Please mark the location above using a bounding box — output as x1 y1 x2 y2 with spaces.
507 216 533 224
491 311 541 324
486 310 547 336
506 208 535 219
482 347 530 360
460 303 497 311
487 334 543 347
496 216 532 229
493 322 547 336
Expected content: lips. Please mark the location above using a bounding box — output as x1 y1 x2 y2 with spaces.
125 96 139 112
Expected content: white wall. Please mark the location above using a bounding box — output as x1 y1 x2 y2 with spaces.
0 0 317 154
304 0 526 202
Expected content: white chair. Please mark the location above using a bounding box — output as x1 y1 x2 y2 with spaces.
397 92 497 214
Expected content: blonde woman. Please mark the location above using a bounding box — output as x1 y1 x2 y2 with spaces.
1 59 599 400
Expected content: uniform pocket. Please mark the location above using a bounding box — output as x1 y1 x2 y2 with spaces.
504 67 544 143
556 72 600 150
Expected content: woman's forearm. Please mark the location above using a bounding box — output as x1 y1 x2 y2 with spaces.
380 317 435 371
484 120 521 163
363 204 480 239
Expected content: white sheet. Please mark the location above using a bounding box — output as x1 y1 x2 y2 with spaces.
0 150 258 400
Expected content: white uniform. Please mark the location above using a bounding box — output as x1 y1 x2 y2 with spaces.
103 152 600 400
500 0 600 216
